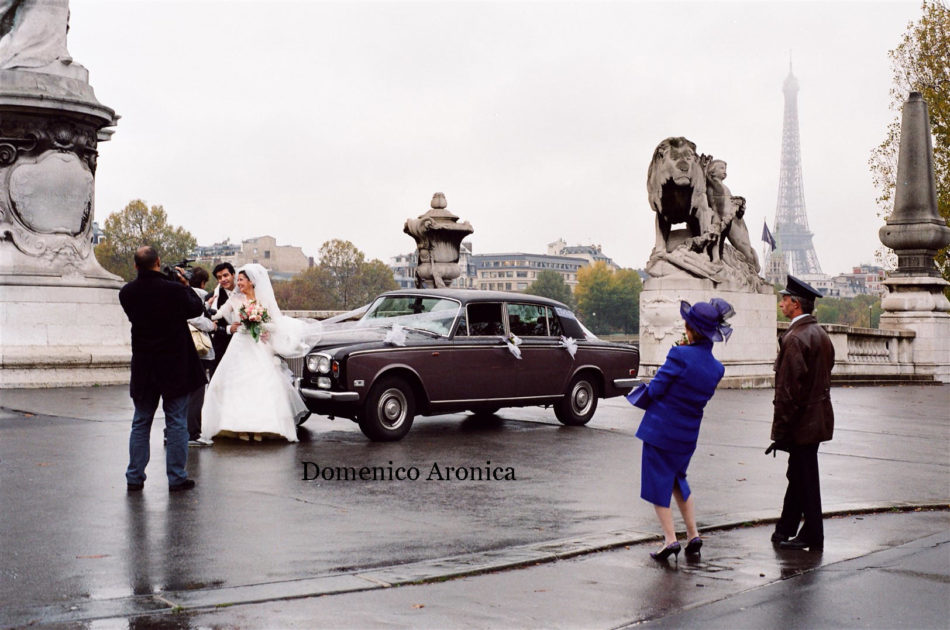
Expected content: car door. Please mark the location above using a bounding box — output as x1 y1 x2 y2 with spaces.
506 303 574 398
436 302 522 403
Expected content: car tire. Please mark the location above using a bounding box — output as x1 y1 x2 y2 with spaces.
554 373 599 426
358 377 415 441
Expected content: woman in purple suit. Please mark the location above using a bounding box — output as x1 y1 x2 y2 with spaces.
628 298 734 561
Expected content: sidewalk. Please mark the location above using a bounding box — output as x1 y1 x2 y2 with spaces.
1 384 947 628
158 509 950 629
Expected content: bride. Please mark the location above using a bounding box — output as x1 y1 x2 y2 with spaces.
200 263 308 443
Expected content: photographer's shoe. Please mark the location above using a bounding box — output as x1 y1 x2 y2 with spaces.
169 479 196 492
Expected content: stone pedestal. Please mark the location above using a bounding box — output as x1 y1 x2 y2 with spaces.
0 65 129 387
878 277 950 383
639 277 777 388
0 284 130 387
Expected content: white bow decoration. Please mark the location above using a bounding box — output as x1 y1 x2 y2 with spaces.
505 333 523 359
559 335 577 358
384 323 407 347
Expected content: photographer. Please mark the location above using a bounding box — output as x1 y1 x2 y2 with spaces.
119 246 206 492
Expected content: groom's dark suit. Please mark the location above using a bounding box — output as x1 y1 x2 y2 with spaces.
208 286 233 377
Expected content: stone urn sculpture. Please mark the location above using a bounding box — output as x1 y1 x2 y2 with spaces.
404 192 473 288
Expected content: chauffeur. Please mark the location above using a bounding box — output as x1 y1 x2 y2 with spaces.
767 274 835 551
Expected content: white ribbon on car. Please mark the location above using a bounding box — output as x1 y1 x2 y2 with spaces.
384 323 408 346
505 333 523 359
559 335 577 358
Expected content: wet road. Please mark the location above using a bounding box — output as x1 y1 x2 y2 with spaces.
0 385 947 627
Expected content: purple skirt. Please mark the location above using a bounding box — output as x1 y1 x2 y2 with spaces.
640 442 693 508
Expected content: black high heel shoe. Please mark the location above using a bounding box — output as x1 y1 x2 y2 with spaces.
684 537 703 556
650 541 681 561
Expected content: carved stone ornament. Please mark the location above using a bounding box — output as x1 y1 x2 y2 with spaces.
9 150 93 234
644 136 772 294
404 192 474 288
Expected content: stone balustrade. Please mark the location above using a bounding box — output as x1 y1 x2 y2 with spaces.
779 322 929 386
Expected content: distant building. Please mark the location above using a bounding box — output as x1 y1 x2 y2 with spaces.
798 273 834 296
471 252 585 292
391 251 418 289
827 265 887 298
546 238 619 270
90 221 105 245
194 239 241 260
764 249 788 286
194 235 311 280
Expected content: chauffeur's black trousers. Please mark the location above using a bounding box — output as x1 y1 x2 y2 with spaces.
776 443 823 544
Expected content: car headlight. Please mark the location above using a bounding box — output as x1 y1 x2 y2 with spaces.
316 376 332 389
306 353 332 374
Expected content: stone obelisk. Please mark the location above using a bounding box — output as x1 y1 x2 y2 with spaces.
0 1 130 387
878 92 950 383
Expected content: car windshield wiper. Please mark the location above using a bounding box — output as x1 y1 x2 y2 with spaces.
403 327 443 338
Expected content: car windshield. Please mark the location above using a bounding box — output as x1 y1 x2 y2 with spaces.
360 295 461 337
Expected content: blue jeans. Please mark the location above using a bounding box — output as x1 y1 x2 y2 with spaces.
126 389 190 486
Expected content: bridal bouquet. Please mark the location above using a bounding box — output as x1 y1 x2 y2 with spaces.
239 300 270 342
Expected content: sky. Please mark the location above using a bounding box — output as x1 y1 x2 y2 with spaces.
65 0 922 276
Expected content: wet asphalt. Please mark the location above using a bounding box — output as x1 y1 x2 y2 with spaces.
0 384 947 628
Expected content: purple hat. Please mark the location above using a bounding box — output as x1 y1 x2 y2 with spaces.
680 298 735 343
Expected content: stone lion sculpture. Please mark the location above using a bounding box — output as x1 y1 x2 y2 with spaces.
644 137 771 293
647 137 720 262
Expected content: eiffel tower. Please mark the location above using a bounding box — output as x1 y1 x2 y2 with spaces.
771 62 823 279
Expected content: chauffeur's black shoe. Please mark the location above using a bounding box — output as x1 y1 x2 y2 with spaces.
770 531 789 544
778 537 823 551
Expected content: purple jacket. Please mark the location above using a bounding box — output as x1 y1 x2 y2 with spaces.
635 340 725 453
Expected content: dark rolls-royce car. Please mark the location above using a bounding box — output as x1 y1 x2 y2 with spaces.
295 289 639 441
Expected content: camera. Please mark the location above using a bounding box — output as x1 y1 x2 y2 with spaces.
163 258 196 282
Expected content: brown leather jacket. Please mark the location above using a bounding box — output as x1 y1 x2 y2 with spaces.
771 315 835 445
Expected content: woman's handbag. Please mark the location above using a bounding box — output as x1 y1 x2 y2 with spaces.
189 324 212 357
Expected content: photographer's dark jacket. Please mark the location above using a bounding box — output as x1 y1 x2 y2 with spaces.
119 269 207 399
771 315 835 445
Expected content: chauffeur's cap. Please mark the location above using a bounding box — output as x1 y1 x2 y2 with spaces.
779 274 823 300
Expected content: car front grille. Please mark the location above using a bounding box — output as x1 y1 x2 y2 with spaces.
283 356 305 379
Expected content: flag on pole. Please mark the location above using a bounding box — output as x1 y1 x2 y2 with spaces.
761 221 777 251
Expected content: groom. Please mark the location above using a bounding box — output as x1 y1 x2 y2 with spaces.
207 262 237 377
119 246 206 492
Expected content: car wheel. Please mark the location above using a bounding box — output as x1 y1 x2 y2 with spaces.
554 374 599 426
358 377 415 441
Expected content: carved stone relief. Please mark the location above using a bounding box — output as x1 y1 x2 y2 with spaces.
9 151 93 234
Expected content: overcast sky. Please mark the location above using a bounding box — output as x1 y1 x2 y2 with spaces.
67 0 921 275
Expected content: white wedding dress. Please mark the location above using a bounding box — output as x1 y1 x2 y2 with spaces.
200 264 309 443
